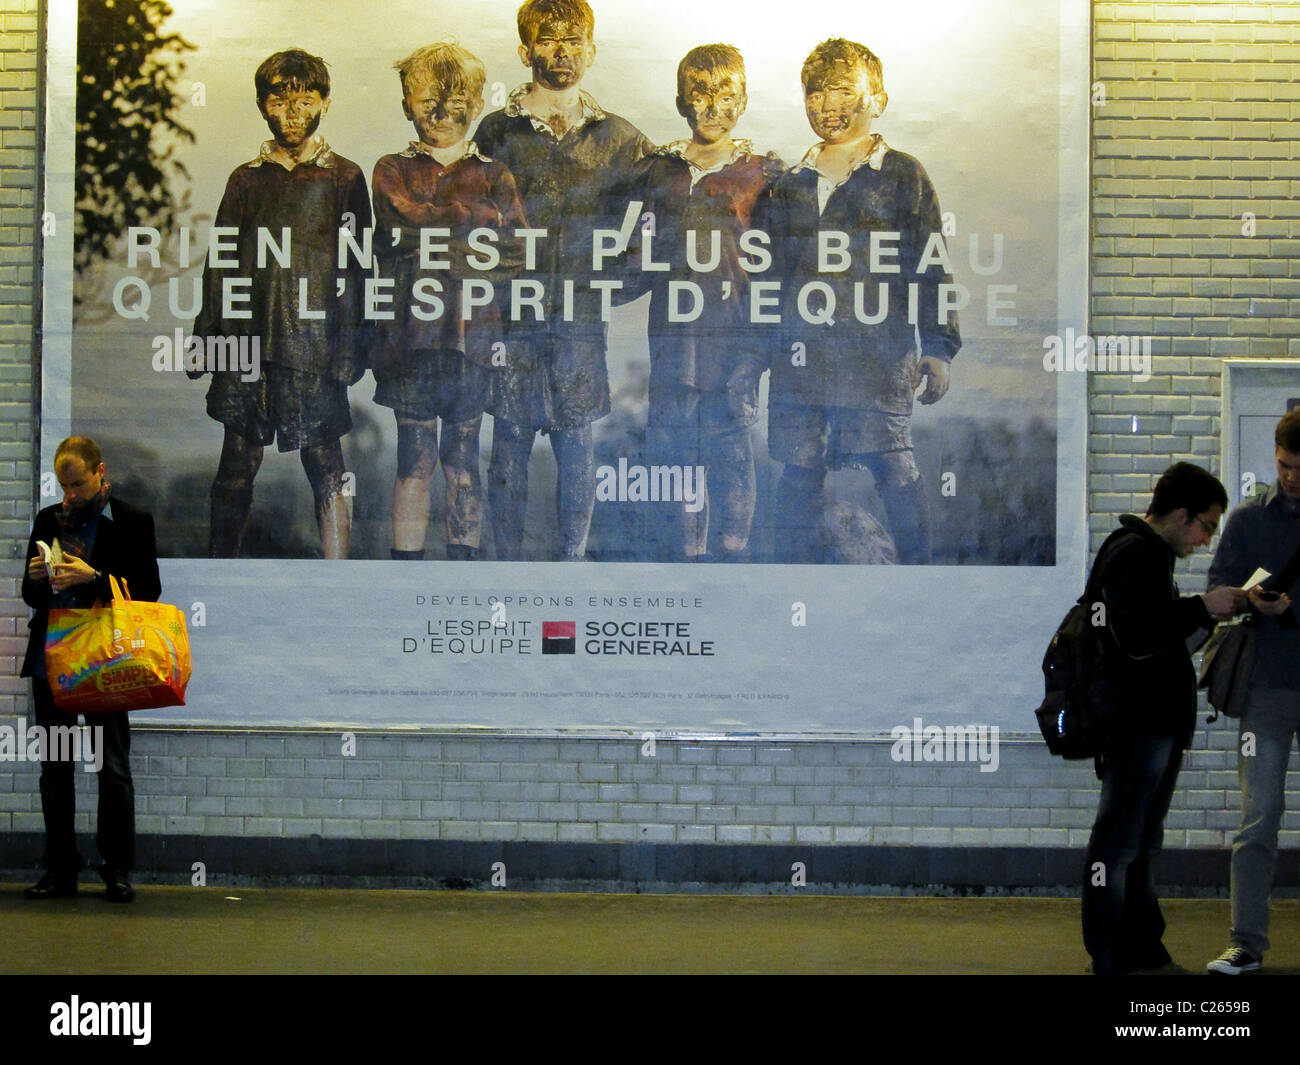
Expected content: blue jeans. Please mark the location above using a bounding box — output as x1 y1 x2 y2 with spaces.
1082 733 1183 974
1230 686 1300 958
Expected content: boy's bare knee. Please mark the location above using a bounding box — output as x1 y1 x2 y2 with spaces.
870 450 920 489
443 464 476 494
216 432 263 483
396 418 439 480
439 420 481 472
300 443 345 497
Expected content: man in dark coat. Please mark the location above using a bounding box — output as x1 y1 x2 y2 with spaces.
21 437 161 903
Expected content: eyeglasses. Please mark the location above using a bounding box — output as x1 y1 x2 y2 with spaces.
1193 514 1218 537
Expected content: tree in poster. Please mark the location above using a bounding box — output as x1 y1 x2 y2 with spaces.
74 0 195 282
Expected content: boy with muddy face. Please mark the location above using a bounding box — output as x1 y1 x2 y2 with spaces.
762 39 961 565
193 49 372 560
629 44 783 562
372 43 528 561
474 0 651 560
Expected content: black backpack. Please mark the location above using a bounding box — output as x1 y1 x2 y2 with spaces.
1034 532 1135 759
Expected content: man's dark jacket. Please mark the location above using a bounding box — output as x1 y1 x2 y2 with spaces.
1093 514 1213 748
21 498 162 678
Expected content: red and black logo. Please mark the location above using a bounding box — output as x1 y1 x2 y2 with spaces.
542 621 576 655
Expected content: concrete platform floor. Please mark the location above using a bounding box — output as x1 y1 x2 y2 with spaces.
2 884 1299 976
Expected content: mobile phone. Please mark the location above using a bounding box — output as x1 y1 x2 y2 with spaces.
1256 589 1281 602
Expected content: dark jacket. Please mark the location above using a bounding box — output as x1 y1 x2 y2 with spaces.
1093 514 1213 747
371 147 529 370
757 144 961 414
474 99 651 346
1207 480 1300 690
21 498 162 678
194 143 373 381
627 146 779 390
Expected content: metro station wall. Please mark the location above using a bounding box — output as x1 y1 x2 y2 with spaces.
2 1 1299 885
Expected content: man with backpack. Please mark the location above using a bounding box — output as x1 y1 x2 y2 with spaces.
1082 462 1244 975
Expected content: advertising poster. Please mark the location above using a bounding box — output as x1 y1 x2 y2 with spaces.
41 0 1091 730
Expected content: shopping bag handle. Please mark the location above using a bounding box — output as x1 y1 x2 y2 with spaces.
108 574 132 602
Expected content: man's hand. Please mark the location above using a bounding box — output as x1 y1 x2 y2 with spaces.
1249 585 1292 617
1202 585 1246 621
48 557 97 594
27 556 48 583
913 356 950 405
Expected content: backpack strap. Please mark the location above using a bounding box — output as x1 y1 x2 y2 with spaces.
1079 527 1139 607
1081 527 1156 662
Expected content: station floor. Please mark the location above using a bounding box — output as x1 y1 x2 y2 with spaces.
2 883 1298 976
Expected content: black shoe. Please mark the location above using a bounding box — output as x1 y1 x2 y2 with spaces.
99 868 135 904
24 872 78 900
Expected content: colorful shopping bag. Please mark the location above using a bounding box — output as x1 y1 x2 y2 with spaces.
45 575 191 712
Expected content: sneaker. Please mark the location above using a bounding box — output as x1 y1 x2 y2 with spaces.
1206 946 1261 975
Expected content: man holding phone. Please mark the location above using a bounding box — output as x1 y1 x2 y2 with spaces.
1204 408 1300 974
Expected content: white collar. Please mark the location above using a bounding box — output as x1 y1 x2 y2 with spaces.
504 83 605 138
249 136 335 170
790 133 889 179
398 140 492 165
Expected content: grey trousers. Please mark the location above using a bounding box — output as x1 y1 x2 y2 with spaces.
1230 685 1300 957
